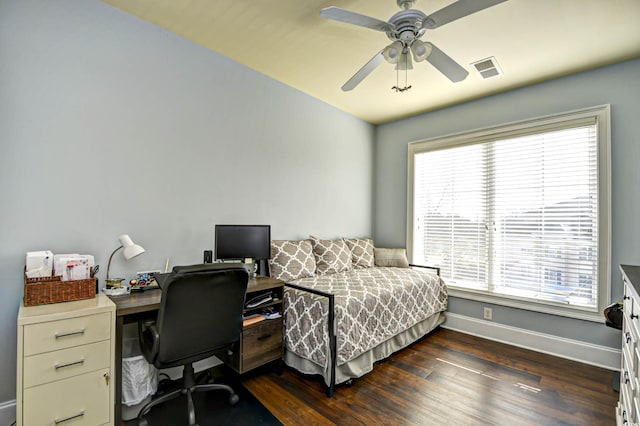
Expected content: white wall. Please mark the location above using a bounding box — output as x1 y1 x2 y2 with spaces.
374 58 640 350
0 0 374 407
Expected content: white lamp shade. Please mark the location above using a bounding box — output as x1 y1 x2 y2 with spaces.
411 40 431 62
118 234 145 260
383 41 403 64
395 52 413 71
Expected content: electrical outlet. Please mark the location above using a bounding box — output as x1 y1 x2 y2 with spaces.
483 307 492 320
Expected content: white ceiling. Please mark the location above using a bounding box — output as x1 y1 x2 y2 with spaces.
101 0 640 124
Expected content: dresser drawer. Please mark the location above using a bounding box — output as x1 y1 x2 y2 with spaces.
23 312 111 356
623 355 637 394
23 368 111 426
23 340 111 388
628 309 640 344
622 382 635 424
242 319 282 371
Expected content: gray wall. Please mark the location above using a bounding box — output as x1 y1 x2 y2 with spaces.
374 58 640 349
0 0 374 404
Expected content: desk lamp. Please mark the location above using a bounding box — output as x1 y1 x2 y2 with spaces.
106 234 145 287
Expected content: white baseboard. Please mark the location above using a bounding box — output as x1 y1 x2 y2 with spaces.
0 399 15 425
442 312 621 371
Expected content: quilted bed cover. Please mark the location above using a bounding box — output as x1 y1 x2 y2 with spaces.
284 266 448 368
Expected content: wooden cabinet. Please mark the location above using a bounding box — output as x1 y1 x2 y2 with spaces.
618 265 640 425
17 294 116 426
224 276 284 374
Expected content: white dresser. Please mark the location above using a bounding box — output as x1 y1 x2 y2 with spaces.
16 293 116 426
618 265 640 425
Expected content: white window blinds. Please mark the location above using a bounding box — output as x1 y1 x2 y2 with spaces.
410 108 608 314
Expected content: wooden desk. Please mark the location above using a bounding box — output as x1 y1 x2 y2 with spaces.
108 276 284 424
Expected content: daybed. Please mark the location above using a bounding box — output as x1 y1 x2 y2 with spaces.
269 237 448 396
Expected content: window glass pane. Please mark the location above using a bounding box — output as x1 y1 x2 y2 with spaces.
489 126 598 308
414 144 488 289
412 122 599 310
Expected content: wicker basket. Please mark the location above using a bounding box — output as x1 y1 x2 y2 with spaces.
24 272 96 307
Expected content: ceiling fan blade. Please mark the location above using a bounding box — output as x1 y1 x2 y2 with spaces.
425 43 469 82
422 0 508 29
321 7 395 32
341 50 385 91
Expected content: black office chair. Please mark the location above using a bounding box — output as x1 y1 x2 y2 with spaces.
136 264 249 426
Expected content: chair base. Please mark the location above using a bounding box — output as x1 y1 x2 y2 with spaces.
137 364 239 426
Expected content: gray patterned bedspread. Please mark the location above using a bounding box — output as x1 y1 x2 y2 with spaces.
284 266 447 367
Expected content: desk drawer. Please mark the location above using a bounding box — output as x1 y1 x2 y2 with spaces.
242 319 282 372
23 340 111 388
23 312 111 356
23 368 111 426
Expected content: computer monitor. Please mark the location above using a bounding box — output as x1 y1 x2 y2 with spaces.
214 225 271 262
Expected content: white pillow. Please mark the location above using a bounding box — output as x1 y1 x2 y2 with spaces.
374 248 410 268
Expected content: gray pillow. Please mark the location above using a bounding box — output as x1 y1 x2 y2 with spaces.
374 248 410 268
310 236 352 275
344 237 375 269
269 240 316 282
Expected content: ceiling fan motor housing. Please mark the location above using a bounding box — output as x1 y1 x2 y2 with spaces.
386 10 427 45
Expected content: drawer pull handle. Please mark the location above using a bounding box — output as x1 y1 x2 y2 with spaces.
257 333 272 341
624 295 630 300
55 329 86 339
624 371 630 384
631 314 638 320
627 332 632 343
55 359 85 370
54 411 85 424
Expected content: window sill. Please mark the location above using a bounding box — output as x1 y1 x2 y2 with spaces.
446 286 605 323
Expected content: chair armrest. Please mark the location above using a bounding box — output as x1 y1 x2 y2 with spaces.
409 264 440 276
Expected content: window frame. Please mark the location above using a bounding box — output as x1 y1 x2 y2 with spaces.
407 105 611 322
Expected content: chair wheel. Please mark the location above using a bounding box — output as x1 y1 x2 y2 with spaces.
228 393 240 405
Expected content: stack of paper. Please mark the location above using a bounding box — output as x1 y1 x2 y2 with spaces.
25 251 54 278
54 254 95 281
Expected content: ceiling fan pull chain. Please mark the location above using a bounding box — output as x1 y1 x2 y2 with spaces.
404 64 409 91
393 62 400 92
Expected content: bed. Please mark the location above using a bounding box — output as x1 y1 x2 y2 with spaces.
282 264 447 396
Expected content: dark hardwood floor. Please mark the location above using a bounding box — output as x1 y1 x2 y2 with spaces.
243 328 618 425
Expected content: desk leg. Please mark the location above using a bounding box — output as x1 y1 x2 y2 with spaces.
115 315 124 425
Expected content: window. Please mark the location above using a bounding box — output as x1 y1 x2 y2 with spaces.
408 106 610 321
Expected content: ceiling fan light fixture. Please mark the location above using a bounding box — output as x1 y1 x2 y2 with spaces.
395 51 413 70
410 39 431 62
383 41 403 64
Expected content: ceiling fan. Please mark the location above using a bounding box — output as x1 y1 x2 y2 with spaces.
320 0 508 91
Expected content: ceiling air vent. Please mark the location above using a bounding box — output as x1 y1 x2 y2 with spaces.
471 57 502 79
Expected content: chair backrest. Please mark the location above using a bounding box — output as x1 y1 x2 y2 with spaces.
150 264 248 368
